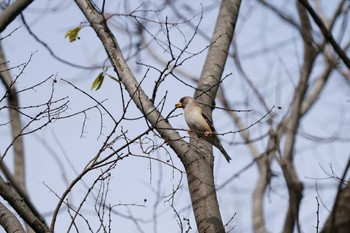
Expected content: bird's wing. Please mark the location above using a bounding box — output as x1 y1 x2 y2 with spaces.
201 111 216 133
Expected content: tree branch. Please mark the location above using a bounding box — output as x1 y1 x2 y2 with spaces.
298 0 350 69
0 43 26 198
321 157 350 233
278 2 318 232
0 201 25 233
220 87 270 233
0 0 33 32
0 175 49 233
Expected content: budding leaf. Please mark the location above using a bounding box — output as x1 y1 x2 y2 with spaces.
107 74 120 83
65 27 81 42
91 72 105 91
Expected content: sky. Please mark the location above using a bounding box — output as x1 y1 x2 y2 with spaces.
1 0 350 232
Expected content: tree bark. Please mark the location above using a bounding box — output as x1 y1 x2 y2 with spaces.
0 0 33 32
322 159 350 233
322 181 350 233
0 175 49 233
0 201 25 233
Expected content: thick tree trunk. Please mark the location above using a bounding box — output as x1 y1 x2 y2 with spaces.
191 0 241 232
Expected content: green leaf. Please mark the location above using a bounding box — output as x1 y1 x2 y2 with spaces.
65 27 81 42
107 74 120 83
91 72 105 91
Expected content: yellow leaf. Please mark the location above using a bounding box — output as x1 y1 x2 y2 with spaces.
65 27 81 42
91 72 105 91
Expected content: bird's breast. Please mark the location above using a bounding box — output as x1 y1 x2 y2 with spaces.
184 108 212 133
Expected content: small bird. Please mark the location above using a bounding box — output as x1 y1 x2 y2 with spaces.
175 96 231 162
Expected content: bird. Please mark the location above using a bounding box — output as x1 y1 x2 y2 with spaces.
175 96 231 162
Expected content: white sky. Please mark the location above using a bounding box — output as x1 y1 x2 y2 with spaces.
1 0 349 232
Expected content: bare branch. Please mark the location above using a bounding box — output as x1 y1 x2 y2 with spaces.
278 2 318 232
0 175 49 233
0 0 33 32
298 0 350 69
20 14 101 70
0 43 26 193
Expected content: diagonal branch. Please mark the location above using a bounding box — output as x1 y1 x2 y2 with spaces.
0 0 33 32
0 201 25 233
0 175 49 233
298 0 350 69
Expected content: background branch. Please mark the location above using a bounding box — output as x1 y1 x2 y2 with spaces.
0 0 33 32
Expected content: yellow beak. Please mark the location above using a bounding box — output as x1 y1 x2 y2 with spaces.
175 102 182 108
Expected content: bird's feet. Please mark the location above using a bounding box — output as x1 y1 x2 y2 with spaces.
204 131 213 137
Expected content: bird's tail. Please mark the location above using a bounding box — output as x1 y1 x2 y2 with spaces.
205 134 232 163
220 148 232 163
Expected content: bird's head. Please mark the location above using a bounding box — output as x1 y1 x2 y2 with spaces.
175 96 193 109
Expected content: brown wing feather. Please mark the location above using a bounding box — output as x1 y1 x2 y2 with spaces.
201 111 232 162
201 112 232 162
201 112 216 133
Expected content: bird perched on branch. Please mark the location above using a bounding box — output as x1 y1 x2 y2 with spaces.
175 96 231 163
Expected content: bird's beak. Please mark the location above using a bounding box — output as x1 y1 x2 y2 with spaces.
175 102 182 108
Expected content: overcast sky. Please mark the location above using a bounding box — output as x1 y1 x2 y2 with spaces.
1 1 349 232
